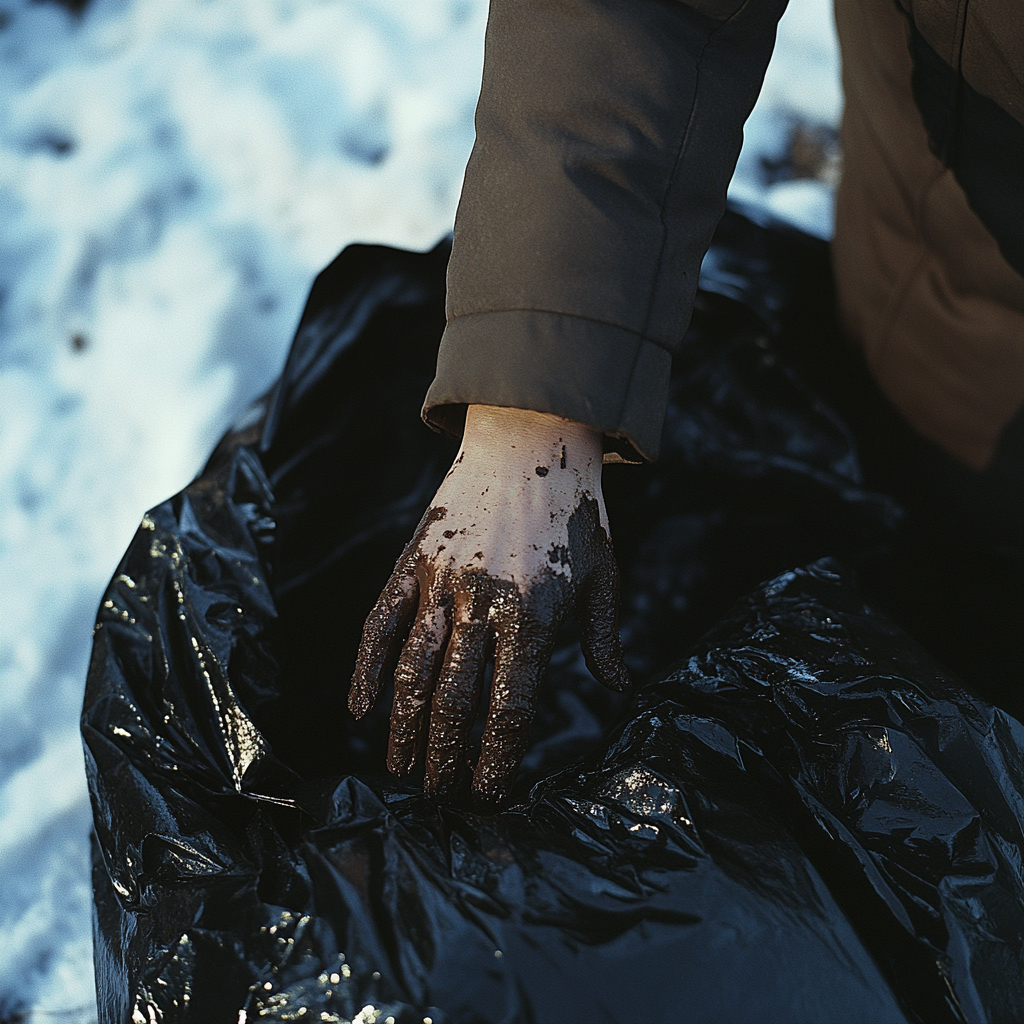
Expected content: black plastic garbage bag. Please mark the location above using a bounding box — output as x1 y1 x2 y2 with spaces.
83 211 1024 1022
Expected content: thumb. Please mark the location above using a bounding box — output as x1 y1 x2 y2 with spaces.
576 552 631 693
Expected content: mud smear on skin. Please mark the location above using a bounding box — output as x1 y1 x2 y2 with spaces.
346 504 448 723
351 495 628 810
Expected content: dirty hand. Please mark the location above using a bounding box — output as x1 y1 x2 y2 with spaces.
348 404 630 809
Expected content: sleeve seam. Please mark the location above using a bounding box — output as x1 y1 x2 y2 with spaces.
642 1 752 338
628 6 746 424
445 307 676 354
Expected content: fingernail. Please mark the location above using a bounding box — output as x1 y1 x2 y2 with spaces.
348 684 368 719
386 747 416 778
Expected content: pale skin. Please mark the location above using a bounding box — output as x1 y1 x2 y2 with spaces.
349 405 630 810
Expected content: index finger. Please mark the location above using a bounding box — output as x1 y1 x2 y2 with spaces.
348 560 418 719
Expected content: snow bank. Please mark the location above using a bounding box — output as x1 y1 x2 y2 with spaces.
0 1 488 1014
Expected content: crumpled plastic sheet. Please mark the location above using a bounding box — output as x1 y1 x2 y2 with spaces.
83 211 1024 1023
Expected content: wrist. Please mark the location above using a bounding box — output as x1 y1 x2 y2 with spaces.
462 405 603 484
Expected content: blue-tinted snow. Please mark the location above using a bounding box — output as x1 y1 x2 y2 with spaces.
0 0 839 1017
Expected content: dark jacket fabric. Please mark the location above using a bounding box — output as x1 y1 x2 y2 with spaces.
424 0 787 462
423 0 1024 470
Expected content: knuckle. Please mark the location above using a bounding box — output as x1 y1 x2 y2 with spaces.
454 597 484 626
393 657 431 696
446 633 484 673
432 685 473 718
388 713 422 751
489 699 532 729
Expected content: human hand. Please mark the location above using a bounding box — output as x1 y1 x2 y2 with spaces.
348 404 630 809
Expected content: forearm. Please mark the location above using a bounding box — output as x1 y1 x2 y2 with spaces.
425 0 788 460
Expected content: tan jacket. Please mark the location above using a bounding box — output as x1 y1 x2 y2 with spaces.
834 0 1024 470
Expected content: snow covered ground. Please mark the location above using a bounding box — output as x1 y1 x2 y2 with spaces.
0 0 840 1018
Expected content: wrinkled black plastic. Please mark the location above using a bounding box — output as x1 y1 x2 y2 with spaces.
83 211 1024 1022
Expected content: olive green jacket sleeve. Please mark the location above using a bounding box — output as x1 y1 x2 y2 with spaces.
422 0 788 460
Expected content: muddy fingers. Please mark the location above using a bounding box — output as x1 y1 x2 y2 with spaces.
348 405 629 810
348 559 418 720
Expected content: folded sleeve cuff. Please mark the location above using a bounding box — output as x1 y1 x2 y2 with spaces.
421 309 672 462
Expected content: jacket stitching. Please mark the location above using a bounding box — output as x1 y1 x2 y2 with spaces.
446 307 676 354
626 3 750 430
